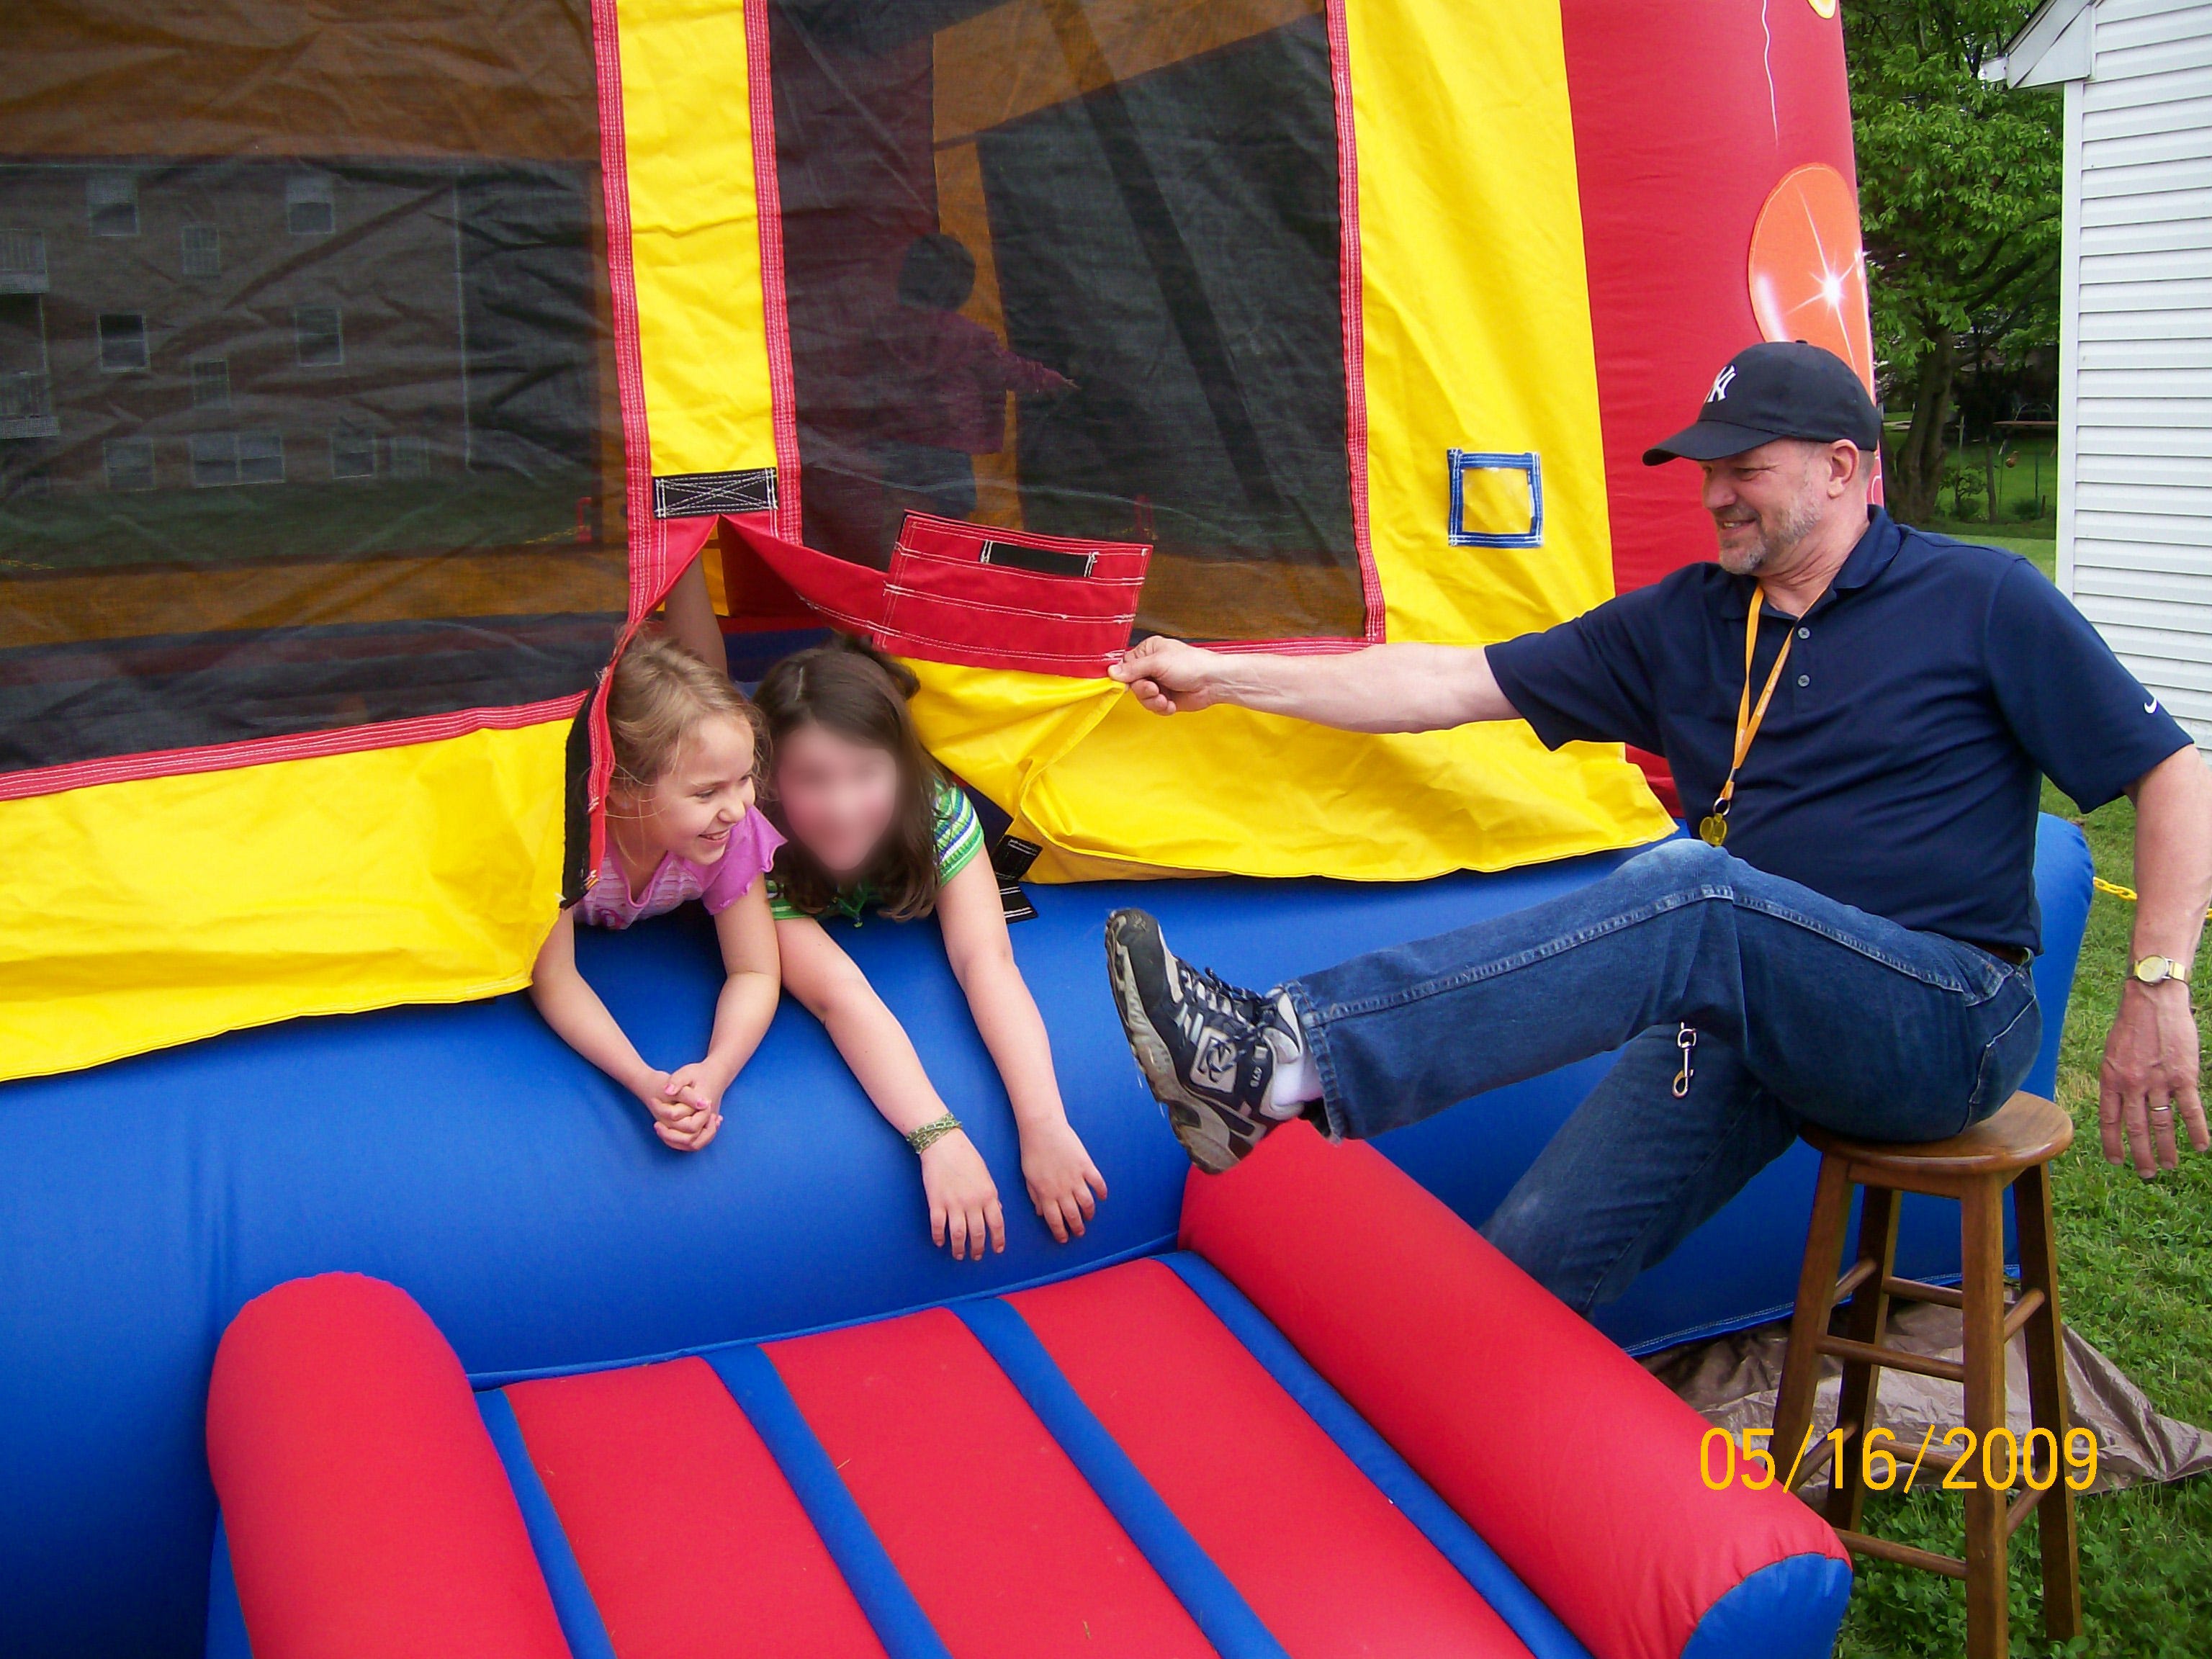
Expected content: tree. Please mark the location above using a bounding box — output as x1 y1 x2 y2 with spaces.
1845 0 2062 521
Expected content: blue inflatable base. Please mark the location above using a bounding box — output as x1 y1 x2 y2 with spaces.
0 818 2090 1656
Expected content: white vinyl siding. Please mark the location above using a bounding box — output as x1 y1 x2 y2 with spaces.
2059 0 2212 747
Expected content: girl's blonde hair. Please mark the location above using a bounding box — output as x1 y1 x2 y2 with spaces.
606 628 763 796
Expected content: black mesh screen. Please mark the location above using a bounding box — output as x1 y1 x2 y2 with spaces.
768 0 1362 643
0 1 627 774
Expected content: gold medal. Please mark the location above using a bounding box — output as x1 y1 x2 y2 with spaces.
1698 814 1729 847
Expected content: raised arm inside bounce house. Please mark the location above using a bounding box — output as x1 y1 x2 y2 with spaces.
0 4 2092 1658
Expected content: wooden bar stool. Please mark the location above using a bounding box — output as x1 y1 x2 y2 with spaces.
1769 1092 2081 1659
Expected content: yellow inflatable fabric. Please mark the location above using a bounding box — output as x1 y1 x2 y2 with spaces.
896 0 1675 877
0 721 572 1082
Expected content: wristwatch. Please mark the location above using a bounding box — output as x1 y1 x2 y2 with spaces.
2131 955 2193 986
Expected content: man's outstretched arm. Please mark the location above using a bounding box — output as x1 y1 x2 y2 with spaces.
2101 742 2212 1176
1110 637 1520 734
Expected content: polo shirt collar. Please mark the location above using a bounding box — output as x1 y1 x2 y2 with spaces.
1830 506 1905 593
1717 506 1903 619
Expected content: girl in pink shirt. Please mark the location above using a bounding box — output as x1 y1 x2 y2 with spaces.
531 631 782 1152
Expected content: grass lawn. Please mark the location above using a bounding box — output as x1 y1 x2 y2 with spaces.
1924 522 2056 568
1833 780 2212 1657
1936 436 2061 531
1833 519 2212 1653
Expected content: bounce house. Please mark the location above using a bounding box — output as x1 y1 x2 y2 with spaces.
0 2 2093 1656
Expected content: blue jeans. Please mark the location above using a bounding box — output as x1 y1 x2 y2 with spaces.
1282 839 2042 1314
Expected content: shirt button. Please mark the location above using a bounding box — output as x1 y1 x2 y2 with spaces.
1797 674 1810 687
1797 626 1810 639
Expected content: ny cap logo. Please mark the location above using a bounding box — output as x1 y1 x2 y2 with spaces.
1707 364 1737 404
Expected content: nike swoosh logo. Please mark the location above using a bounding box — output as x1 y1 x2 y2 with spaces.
2146 699 2161 714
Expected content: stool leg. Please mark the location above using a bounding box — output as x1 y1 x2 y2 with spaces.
2013 1161 2082 1640
1825 1183 1900 1533
1773 1154 1855 1495
1960 1178 2011 1659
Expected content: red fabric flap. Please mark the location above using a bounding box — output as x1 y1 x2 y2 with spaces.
724 518 891 637
895 512 1152 584
724 513 1148 678
889 548 1146 621
884 513 1148 675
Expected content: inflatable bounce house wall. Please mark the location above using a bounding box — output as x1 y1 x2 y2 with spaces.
0 1 2091 1655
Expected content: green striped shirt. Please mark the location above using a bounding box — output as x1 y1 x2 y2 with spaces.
768 778 984 922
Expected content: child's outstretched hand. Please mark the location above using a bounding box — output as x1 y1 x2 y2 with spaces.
1020 1118 1108 1244
920 1130 1005 1262
637 1067 722 1153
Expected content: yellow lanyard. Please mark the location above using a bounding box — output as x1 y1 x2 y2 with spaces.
1699 591 1794 848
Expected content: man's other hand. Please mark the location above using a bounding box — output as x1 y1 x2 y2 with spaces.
1111 637 1223 715
2099 979 2207 1177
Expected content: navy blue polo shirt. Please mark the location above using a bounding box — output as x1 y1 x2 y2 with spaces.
1488 508 2192 952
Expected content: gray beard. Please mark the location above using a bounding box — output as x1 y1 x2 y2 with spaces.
1717 494 1825 577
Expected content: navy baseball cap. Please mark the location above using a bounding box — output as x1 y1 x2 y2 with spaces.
1642 341 1881 465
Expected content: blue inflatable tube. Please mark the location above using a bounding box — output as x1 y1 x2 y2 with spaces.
0 819 2089 1655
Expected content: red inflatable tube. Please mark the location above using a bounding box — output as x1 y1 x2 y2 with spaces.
205 1274 567 1659
1179 1125 1846 1659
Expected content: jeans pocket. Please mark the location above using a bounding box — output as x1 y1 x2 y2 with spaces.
1964 981 2042 1126
1956 945 2012 1006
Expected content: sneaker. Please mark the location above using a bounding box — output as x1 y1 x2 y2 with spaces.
1104 908 1295 1174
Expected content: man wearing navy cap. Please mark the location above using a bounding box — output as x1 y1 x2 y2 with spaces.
1102 341 2212 1313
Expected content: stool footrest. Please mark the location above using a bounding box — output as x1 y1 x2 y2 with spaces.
2005 1483 2049 1539
1783 1421 1853 1490
1835 1527 1967 1580
1830 1256 1881 1305
1817 1333 1966 1384
1882 1275 1964 1310
2000 1288 2046 1342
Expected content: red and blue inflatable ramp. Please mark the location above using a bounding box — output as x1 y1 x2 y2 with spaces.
207 1126 1850 1659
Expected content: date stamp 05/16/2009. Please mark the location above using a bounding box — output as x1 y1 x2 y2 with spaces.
1699 1425 2100 1496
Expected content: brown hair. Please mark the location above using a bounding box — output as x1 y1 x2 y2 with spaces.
754 634 946 921
606 627 763 800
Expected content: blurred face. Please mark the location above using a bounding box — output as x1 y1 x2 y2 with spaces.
774 722 901 881
1699 440 1831 576
623 713 757 863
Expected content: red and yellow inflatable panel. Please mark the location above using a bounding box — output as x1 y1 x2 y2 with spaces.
0 0 1869 1077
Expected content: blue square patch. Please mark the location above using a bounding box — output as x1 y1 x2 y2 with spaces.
1447 450 1543 549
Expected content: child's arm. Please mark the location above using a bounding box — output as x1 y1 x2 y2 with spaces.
936 856 1107 1243
662 881 782 1142
777 914 1006 1260
659 554 729 679
529 909 716 1150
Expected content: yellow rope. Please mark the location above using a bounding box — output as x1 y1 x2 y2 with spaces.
2092 875 2212 922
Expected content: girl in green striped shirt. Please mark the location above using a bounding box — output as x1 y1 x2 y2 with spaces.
755 638 1107 1261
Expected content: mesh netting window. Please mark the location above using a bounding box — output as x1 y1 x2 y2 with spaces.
769 0 1363 644
0 1 628 775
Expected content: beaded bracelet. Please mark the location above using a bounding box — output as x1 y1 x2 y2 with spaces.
904 1112 963 1154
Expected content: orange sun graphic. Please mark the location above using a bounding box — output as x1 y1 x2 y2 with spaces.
1748 163 1874 395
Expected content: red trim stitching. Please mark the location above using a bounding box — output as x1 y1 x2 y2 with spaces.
1325 0 1383 644
744 1 805 541
874 632 1123 668
881 588 1141 625
0 693 589 806
897 510 1136 558
589 0 660 629
588 0 662 880
888 549 1147 588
